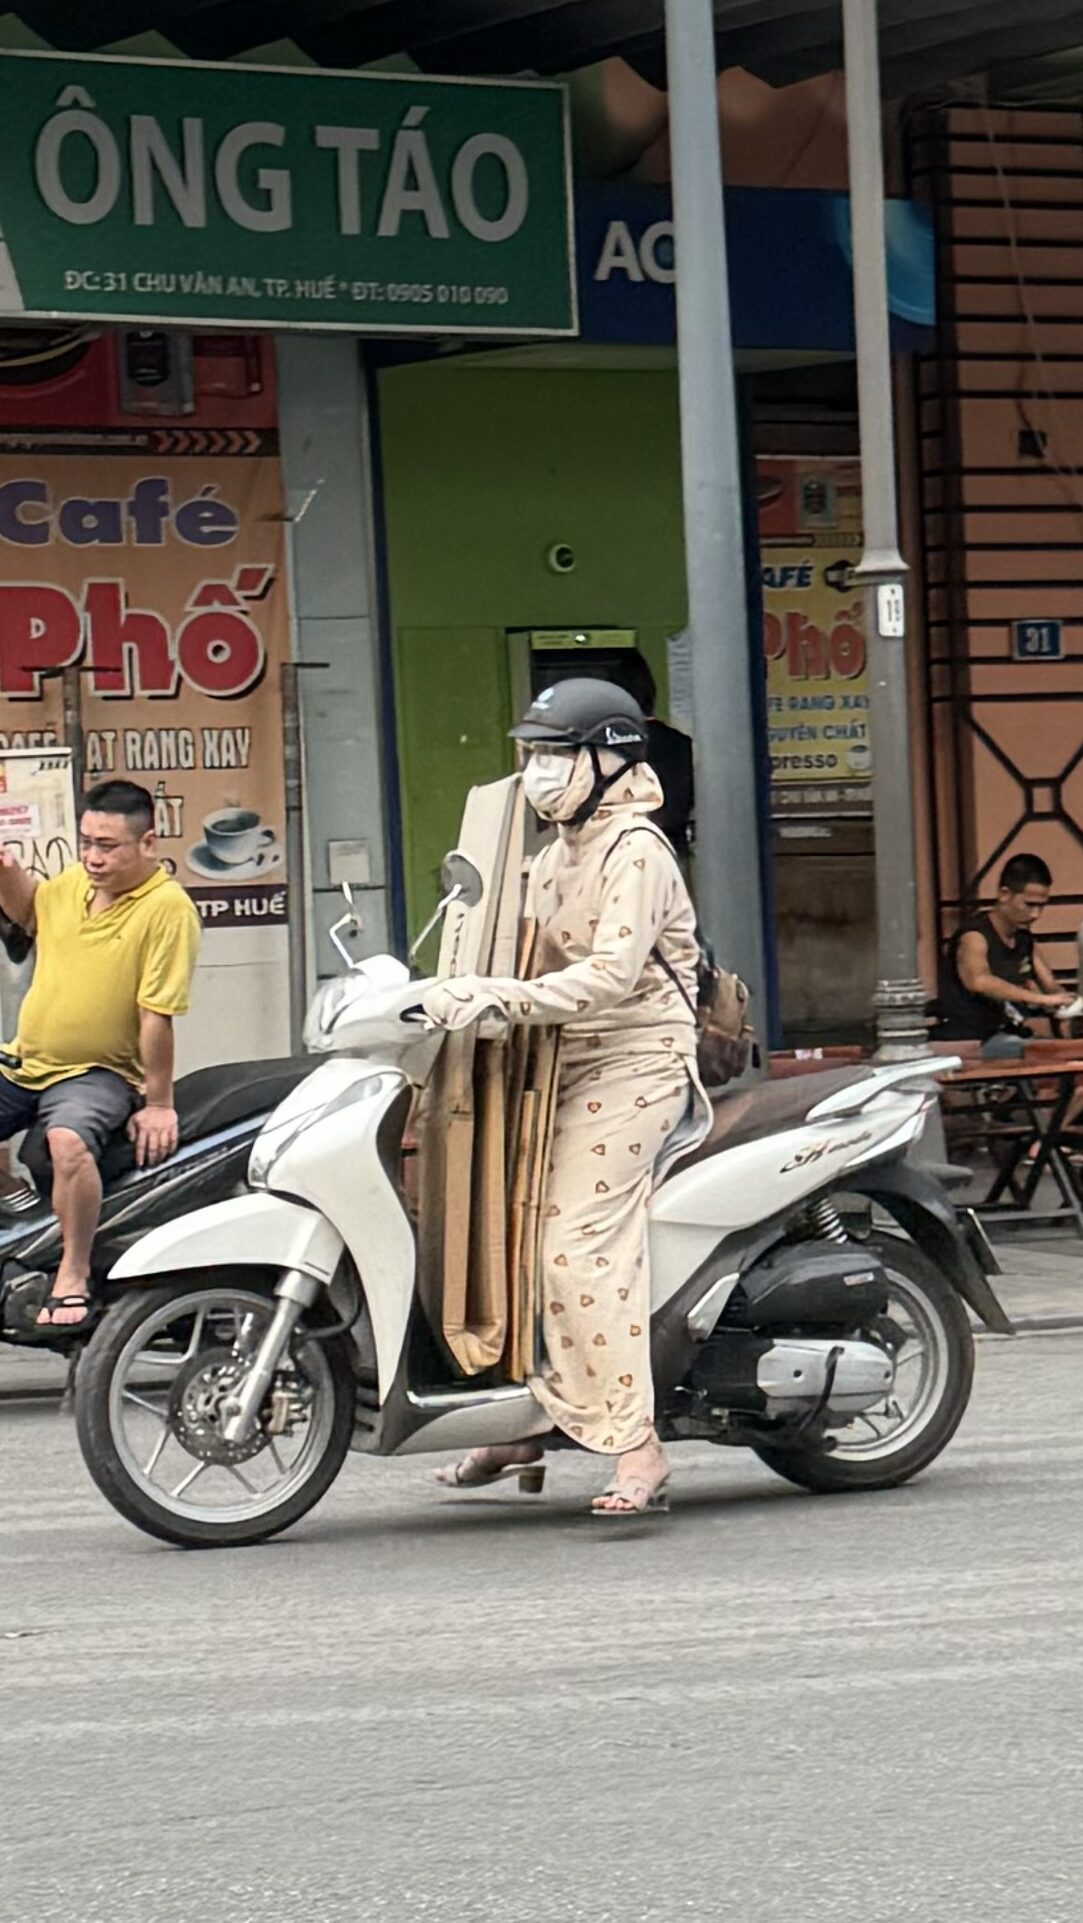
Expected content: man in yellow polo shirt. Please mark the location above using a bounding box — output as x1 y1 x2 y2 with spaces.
0 779 201 1331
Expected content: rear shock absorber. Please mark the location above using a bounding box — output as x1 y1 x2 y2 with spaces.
802 1197 848 1244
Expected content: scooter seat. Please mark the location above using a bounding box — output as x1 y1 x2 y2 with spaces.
23 1058 313 1195
171 1058 313 1147
674 1065 879 1170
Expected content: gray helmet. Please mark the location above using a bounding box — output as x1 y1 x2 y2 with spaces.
510 677 649 760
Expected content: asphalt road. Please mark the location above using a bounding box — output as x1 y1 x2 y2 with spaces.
2 1332 1081 1923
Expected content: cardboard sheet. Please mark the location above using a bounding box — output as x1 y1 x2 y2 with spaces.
415 777 559 1378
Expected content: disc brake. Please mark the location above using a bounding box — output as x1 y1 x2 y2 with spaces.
167 1346 271 1464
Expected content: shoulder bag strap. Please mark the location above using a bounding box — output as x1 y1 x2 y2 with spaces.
599 822 699 1017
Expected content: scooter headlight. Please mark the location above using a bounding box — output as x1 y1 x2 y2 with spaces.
250 1071 386 1189
302 976 356 1052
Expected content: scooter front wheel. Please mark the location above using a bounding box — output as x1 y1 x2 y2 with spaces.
74 1275 355 1548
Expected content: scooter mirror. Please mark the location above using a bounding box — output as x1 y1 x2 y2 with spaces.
329 891 364 968
407 851 484 966
439 850 484 910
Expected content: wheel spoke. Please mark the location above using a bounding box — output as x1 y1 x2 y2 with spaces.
226 1464 260 1496
234 1308 260 1344
142 1427 170 1478
894 1346 927 1371
171 1460 208 1499
268 1439 288 1477
122 1388 168 1421
182 1306 207 1363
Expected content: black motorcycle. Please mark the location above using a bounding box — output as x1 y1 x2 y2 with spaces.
0 1058 312 1369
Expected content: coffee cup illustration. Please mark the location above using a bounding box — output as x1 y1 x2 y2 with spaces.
186 807 282 882
202 808 272 866
847 743 872 775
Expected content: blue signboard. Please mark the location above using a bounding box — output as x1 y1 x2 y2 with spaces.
575 183 935 352
1012 619 1063 661
371 181 935 366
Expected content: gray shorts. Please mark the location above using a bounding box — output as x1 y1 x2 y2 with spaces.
0 1068 139 1164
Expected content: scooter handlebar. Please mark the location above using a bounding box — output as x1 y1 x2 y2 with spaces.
400 1002 507 1038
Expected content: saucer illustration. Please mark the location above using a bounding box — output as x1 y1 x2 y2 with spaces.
186 828 284 883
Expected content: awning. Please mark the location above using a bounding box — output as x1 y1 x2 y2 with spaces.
4 0 1083 97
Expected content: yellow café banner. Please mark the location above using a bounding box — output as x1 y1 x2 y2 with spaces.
757 456 871 819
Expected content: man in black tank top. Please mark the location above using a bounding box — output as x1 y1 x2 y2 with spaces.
937 853 1073 1041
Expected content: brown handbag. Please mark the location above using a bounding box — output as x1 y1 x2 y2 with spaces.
652 942 758 1089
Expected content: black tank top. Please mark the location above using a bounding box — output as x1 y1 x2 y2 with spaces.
937 913 1035 1040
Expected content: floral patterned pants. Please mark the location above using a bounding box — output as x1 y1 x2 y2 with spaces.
529 1041 693 1454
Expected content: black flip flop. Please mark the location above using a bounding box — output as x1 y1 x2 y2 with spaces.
31 1294 101 1338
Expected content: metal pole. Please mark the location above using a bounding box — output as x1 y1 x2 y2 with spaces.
61 666 85 803
664 0 766 1025
276 489 320 1056
842 0 929 1061
280 653 307 1055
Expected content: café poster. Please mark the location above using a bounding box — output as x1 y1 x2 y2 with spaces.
0 440 289 929
758 455 872 819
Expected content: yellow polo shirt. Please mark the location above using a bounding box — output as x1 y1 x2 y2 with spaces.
3 864 201 1092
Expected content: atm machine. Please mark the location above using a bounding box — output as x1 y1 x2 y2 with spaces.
507 627 639 710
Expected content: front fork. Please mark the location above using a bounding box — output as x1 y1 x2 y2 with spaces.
220 1268 322 1445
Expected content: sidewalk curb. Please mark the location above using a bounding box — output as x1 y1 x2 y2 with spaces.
0 1384 69 1405
977 1316 1083 1338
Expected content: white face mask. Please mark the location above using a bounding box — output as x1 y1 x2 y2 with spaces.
522 748 596 822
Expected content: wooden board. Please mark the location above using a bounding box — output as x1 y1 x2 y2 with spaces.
416 774 560 1382
504 1083 536 1380
463 1036 508 1371
504 1029 559 1382
417 776 524 1375
437 774 521 979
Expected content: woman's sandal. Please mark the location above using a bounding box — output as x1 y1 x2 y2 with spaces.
591 1467 671 1518
434 1447 546 1494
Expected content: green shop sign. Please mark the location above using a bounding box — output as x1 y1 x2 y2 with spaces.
0 51 576 335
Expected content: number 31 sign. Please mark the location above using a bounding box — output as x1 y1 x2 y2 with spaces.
1012 619 1063 661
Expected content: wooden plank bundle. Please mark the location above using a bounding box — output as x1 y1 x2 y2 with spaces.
503 1019 559 1382
415 777 559 1379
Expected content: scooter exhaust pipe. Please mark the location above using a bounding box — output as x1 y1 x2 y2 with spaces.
221 1268 321 1446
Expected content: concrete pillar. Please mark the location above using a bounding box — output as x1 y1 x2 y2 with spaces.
842 0 928 1060
664 0 768 1027
275 336 391 981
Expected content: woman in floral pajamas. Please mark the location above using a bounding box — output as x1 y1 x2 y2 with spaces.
424 679 710 1515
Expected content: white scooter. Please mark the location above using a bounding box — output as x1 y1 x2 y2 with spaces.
74 857 1009 1548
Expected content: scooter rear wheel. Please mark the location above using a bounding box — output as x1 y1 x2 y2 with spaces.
75 1274 355 1548
749 1234 975 1494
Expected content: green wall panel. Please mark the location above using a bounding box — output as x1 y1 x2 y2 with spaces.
381 364 687 928
395 625 511 935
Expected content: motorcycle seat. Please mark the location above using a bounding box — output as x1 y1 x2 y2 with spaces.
170 1058 313 1148
674 1065 879 1171
23 1058 313 1194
